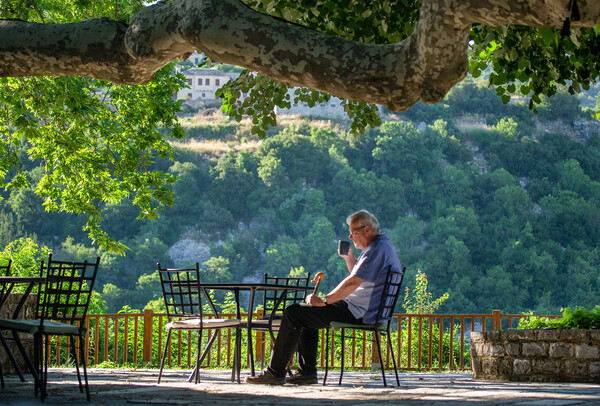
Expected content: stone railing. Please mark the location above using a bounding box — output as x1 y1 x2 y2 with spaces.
471 329 600 383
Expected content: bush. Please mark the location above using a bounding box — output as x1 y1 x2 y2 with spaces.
517 306 600 329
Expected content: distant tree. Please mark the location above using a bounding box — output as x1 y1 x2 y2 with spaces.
372 121 436 182
536 87 583 121
264 236 303 278
202 256 232 282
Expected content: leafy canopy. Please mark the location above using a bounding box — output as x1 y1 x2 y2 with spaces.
2 0 600 251
1 1 187 253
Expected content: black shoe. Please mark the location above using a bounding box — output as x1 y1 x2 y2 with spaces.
246 370 285 385
285 371 318 385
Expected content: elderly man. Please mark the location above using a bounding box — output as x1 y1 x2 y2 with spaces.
247 210 402 385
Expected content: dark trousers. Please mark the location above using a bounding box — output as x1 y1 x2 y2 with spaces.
267 301 361 377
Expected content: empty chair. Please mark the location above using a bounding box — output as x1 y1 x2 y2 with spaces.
157 263 242 384
0 254 100 401
323 265 405 387
247 273 311 373
0 258 13 388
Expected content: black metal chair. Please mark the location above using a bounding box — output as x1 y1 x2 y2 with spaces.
323 265 405 387
0 259 11 276
157 263 242 384
248 273 311 372
0 254 100 401
0 258 13 388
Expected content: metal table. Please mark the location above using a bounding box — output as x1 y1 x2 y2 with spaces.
193 283 314 382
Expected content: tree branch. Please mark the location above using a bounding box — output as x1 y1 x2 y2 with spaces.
1 0 599 111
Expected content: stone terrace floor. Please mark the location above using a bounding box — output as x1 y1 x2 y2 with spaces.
2 368 600 405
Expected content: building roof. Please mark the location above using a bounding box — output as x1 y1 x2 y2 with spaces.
181 68 240 79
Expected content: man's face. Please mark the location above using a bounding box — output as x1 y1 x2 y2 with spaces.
349 220 370 250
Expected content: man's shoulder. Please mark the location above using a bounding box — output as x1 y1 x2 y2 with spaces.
371 234 393 249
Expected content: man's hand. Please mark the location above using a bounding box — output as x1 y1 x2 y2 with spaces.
341 247 356 272
305 293 326 307
339 247 354 259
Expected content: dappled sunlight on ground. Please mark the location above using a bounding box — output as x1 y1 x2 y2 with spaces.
2 368 600 405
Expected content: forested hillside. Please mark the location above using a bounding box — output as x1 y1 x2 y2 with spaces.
2 79 599 315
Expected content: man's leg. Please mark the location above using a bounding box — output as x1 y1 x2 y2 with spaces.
268 301 360 377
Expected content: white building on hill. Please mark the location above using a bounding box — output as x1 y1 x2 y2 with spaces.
176 65 349 119
176 68 240 101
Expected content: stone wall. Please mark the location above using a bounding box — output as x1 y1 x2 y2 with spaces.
0 293 36 375
470 329 600 383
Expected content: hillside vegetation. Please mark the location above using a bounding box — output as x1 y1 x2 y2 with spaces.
1 79 599 314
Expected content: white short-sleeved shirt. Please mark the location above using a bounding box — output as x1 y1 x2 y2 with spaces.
343 234 402 324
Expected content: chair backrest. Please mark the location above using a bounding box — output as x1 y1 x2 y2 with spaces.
158 263 202 319
0 259 11 276
0 274 15 313
374 265 406 327
262 273 311 318
38 254 101 324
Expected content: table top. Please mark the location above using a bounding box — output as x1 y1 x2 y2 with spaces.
0 276 45 283
198 282 314 291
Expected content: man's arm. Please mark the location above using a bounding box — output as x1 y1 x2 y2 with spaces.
306 274 364 307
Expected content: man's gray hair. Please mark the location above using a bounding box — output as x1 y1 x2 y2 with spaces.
346 210 380 233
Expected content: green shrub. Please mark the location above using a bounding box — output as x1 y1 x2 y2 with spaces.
517 306 600 330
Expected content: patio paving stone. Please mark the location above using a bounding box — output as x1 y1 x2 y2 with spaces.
1 368 600 405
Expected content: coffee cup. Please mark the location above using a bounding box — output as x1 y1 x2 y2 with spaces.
338 240 350 256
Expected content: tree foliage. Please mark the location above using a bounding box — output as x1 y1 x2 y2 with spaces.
1 0 600 252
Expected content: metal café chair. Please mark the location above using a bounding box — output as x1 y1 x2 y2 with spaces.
0 259 11 276
0 258 13 388
247 273 311 372
157 263 243 384
0 259 42 388
323 265 405 387
0 254 100 401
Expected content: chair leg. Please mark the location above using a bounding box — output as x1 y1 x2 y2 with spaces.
12 330 39 385
33 333 40 398
79 334 91 401
188 330 219 383
70 337 84 393
247 326 255 377
231 328 242 383
158 329 173 384
194 328 203 384
374 331 387 387
338 328 345 385
236 328 242 383
387 330 400 386
323 327 330 386
41 334 48 402
0 331 26 382
260 332 266 372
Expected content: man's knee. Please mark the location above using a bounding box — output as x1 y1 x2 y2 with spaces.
282 303 310 326
283 302 304 319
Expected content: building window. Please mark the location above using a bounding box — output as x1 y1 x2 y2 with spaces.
206 79 210 86
216 79 220 86
198 78 202 86
202 93 206 98
187 79 192 86
188 93 192 99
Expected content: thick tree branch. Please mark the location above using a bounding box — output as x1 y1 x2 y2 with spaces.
1 0 599 111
